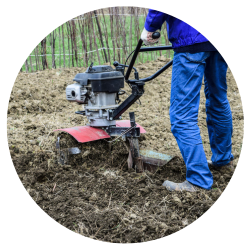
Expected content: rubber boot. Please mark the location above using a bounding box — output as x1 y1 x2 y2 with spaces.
207 160 234 173
162 180 199 192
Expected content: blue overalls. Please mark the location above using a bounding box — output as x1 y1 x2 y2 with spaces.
145 10 233 189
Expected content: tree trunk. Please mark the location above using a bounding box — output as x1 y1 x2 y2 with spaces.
34 46 38 71
67 21 74 67
71 20 78 67
50 31 56 69
87 14 93 64
59 26 61 68
62 24 66 68
25 59 29 73
94 10 108 63
114 8 121 62
41 38 48 70
29 54 33 72
109 8 116 62
66 22 71 68
36 46 40 71
101 9 111 63
90 12 101 65
78 14 88 67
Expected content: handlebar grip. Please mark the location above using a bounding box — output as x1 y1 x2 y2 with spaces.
113 61 119 67
152 32 161 39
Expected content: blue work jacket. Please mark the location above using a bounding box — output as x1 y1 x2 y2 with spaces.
144 9 208 48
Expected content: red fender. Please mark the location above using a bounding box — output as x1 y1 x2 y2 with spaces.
54 120 146 143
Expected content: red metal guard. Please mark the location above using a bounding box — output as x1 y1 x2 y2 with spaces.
54 120 146 143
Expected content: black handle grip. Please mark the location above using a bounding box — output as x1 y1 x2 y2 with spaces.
152 32 161 39
113 61 119 67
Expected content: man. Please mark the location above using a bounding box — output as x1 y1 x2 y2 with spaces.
141 9 234 191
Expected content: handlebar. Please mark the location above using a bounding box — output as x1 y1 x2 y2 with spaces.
124 34 173 83
111 32 173 120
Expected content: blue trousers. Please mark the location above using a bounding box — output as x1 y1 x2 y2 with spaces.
170 51 234 189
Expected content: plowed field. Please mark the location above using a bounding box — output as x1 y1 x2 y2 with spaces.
7 56 243 242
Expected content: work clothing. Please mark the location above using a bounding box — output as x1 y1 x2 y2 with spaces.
144 9 234 190
144 9 215 51
174 41 217 53
170 51 233 189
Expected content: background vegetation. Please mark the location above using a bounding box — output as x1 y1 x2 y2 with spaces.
22 7 173 72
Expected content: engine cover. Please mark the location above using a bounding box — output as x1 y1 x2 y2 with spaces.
73 65 124 92
66 65 124 103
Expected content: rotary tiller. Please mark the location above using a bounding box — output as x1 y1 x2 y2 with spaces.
55 34 174 172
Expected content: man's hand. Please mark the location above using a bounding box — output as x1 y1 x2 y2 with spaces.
141 28 160 45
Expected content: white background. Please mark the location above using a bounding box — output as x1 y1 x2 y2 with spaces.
1 0 249 249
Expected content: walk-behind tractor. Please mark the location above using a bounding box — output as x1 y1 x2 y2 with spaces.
55 33 174 172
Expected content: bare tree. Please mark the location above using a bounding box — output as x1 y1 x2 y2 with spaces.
23 7 171 71
62 24 66 68
101 9 111 63
41 38 48 70
90 12 101 64
50 31 56 69
70 20 78 67
66 22 71 67
29 54 33 72
109 8 116 62
78 14 88 67
94 10 108 63
59 26 61 68
25 59 29 73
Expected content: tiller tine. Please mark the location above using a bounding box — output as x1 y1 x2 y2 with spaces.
54 117 146 165
125 112 173 172
56 136 81 165
127 139 173 173
139 149 173 172
54 111 173 172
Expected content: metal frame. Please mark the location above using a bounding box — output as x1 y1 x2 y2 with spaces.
110 39 173 121
106 112 140 138
112 82 144 120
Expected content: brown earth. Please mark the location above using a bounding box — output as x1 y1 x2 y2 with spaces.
7 56 244 243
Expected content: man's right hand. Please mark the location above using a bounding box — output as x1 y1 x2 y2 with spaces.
141 28 160 46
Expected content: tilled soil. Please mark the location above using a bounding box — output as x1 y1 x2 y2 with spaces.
7 56 244 243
